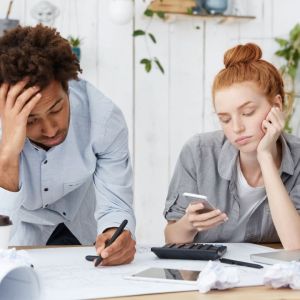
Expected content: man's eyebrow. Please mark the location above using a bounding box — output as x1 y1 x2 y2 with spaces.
29 97 63 117
217 101 254 115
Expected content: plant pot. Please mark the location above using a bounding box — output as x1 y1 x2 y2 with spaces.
204 0 228 15
0 19 19 37
71 47 81 61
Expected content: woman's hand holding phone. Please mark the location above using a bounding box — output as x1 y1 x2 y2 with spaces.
183 193 228 232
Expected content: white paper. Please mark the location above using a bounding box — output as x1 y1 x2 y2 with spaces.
25 243 274 300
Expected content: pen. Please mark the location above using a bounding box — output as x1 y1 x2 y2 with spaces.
219 258 263 269
94 219 128 267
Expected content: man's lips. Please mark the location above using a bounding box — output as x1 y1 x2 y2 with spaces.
42 133 65 146
235 136 252 145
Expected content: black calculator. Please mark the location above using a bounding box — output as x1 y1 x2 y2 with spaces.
151 243 227 260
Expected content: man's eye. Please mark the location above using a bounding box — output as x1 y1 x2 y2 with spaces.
51 107 63 114
27 118 38 126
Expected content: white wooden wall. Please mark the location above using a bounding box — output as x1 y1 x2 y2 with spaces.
1 0 299 245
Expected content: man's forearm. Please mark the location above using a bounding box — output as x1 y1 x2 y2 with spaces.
0 148 20 192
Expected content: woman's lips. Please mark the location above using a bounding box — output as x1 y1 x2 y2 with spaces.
235 136 252 145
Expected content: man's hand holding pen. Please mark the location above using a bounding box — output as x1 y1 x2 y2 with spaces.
94 222 136 266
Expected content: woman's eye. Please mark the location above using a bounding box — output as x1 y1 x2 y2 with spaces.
220 118 230 124
242 110 254 116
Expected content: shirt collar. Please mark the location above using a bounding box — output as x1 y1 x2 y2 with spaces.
218 133 295 181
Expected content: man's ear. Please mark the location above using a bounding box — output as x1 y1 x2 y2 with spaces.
272 94 283 110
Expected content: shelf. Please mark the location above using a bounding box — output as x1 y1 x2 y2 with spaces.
148 0 256 23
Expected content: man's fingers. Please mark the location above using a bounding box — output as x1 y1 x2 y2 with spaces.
100 239 136 266
21 93 42 118
6 79 30 109
13 86 40 114
101 231 130 258
0 83 9 113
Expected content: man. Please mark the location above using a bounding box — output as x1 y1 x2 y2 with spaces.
0 25 136 266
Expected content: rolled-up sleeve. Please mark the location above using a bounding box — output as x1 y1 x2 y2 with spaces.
164 140 198 221
93 104 136 238
0 185 24 219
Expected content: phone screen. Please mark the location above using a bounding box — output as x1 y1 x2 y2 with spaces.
132 267 201 282
183 193 216 213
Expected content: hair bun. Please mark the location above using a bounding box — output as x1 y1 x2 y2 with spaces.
224 43 262 68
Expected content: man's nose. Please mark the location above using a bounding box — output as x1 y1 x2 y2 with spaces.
41 119 58 137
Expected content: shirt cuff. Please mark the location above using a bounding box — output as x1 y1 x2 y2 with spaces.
96 212 136 240
0 185 24 218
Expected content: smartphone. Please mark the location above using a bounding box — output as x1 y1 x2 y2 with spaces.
125 267 200 285
183 192 216 213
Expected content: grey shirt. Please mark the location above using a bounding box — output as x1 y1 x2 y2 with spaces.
0 79 135 246
164 131 300 243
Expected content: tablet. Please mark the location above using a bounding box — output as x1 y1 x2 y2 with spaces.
125 267 201 285
250 249 300 265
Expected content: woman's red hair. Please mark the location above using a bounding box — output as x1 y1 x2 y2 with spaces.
212 43 284 105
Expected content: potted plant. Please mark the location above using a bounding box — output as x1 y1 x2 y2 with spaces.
275 23 300 133
0 1 19 37
68 36 82 61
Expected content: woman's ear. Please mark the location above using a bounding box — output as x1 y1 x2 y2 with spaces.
272 94 283 110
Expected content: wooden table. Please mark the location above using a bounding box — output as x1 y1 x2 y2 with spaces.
17 244 300 300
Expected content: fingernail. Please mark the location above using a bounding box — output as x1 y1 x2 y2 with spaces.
102 251 108 258
224 217 229 222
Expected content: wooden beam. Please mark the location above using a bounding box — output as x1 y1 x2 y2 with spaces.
148 0 196 14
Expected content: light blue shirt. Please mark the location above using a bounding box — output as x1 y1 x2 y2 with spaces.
0 79 135 246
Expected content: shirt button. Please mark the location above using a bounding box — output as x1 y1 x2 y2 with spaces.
45 204 48 208
62 212 66 216
44 160 48 164
44 188 49 192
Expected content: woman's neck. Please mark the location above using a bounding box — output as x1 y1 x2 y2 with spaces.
239 141 282 187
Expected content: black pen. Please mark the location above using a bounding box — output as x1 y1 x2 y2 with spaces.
219 258 263 269
92 219 128 267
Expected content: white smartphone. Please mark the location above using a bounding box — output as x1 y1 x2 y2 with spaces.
183 192 216 213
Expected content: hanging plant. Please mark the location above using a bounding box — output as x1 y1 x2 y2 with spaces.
275 23 300 133
133 9 165 74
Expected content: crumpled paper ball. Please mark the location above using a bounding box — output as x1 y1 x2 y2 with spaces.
263 261 300 289
197 260 240 293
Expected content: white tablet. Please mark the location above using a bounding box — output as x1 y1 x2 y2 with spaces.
251 249 300 265
125 267 201 285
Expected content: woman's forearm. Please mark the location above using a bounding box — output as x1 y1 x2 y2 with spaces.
260 154 300 249
164 214 198 244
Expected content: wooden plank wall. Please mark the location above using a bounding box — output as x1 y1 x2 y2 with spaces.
0 0 299 244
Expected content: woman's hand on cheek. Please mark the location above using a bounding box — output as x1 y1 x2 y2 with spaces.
257 107 285 157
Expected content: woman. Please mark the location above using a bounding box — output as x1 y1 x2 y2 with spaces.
164 43 300 249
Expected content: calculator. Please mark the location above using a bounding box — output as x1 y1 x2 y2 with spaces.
151 243 227 260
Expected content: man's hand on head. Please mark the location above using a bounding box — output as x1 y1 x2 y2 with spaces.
95 229 136 266
0 79 41 157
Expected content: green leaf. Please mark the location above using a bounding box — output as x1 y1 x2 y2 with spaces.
288 65 297 79
140 58 152 73
289 23 300 42
156 11 165 19
133 30 146 37
275 38 288 47
154 57 165 74
144 9 154 17
148 33 157 44
186 8 193 15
